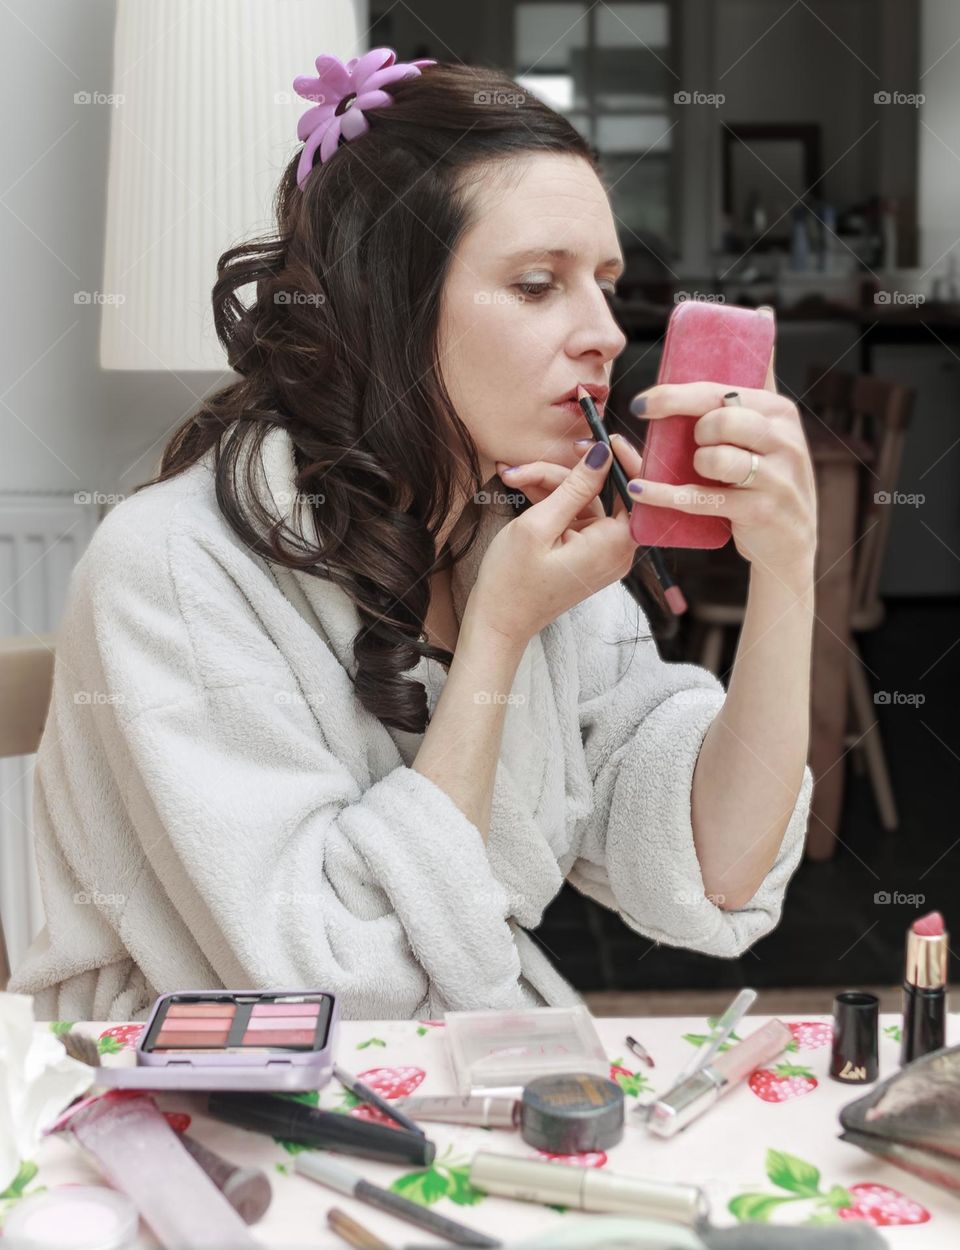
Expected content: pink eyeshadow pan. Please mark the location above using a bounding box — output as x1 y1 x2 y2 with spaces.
245 1016 317 1032
160 1017 235 1033
166 1003 236 1018
154 1031 230 1047
250 1003 319 1017
240 1029 317 1046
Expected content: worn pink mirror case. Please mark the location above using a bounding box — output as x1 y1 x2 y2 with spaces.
629 301 776 550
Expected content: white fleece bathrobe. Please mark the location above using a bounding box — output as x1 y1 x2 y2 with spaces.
8 427 813 1022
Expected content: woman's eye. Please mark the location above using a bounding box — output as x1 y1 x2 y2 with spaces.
514 281 621 302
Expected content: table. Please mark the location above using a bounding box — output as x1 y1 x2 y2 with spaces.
5 1013 958 1247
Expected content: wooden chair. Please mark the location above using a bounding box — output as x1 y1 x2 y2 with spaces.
0 634 56 989
840 375 916 829
681 366 915 834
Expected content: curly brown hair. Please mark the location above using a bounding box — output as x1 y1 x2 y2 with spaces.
136 61 662 734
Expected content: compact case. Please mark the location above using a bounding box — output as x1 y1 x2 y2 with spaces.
92 989 339 1092
629 300 777 551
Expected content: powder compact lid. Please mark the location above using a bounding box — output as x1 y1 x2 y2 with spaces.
520 1071 625 1153
2 1186 139 1250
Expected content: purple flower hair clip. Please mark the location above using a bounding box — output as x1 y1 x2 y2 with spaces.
292 47 436 188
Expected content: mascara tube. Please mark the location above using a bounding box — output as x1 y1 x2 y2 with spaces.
393 1094 520 1129
207 1092 435 1167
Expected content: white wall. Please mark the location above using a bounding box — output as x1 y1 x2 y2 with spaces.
0 0 116 495
917 0 960 270
0 0 369 503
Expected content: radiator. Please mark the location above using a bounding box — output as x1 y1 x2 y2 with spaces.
0 492 99 973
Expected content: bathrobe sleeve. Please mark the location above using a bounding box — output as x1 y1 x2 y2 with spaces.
564 579 812 956
30 509 529 1020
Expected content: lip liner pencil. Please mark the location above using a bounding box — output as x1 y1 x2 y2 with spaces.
334 1064 427 1138
295 1152 500 1248
577 385 687 616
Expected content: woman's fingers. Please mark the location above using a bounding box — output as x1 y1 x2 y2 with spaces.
497 433 643 521
497 459 605 520
519 442 619 541
633 380 794 421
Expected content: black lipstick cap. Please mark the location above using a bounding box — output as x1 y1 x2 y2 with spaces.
830 990 879 1084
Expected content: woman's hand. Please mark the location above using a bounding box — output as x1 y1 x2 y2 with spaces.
626 366 817 576
466 441 640 646
495 430 643 523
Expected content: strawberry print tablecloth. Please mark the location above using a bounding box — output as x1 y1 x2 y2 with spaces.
3 1012 958 1248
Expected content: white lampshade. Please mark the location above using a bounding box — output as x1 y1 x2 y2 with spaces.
99 0 366 371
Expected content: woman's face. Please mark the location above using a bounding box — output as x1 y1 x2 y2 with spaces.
437 152 628 490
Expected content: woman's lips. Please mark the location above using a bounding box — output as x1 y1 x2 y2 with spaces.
554 398 604 422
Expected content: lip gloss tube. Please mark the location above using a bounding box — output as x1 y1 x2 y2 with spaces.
645 1018 792 1138
46 1092 258 1248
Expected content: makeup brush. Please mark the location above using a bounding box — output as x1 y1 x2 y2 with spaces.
577 385 687 617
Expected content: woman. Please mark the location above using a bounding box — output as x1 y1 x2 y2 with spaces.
9 54 816 1022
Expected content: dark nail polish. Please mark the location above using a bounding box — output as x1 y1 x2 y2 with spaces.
629 395 647 417
585 441 610 468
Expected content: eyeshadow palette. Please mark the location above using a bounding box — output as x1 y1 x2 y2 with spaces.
91 988 339 1092
144 994 331 1053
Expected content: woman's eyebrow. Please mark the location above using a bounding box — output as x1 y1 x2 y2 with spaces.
501 246 625 274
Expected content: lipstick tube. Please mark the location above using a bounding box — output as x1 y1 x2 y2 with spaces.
645 1018 792 1138
469 1151 708 1227
901 914 950 1065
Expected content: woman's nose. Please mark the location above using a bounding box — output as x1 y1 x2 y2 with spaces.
568 295 627 363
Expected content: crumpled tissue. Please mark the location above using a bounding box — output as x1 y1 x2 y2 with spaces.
0 992 94 1193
